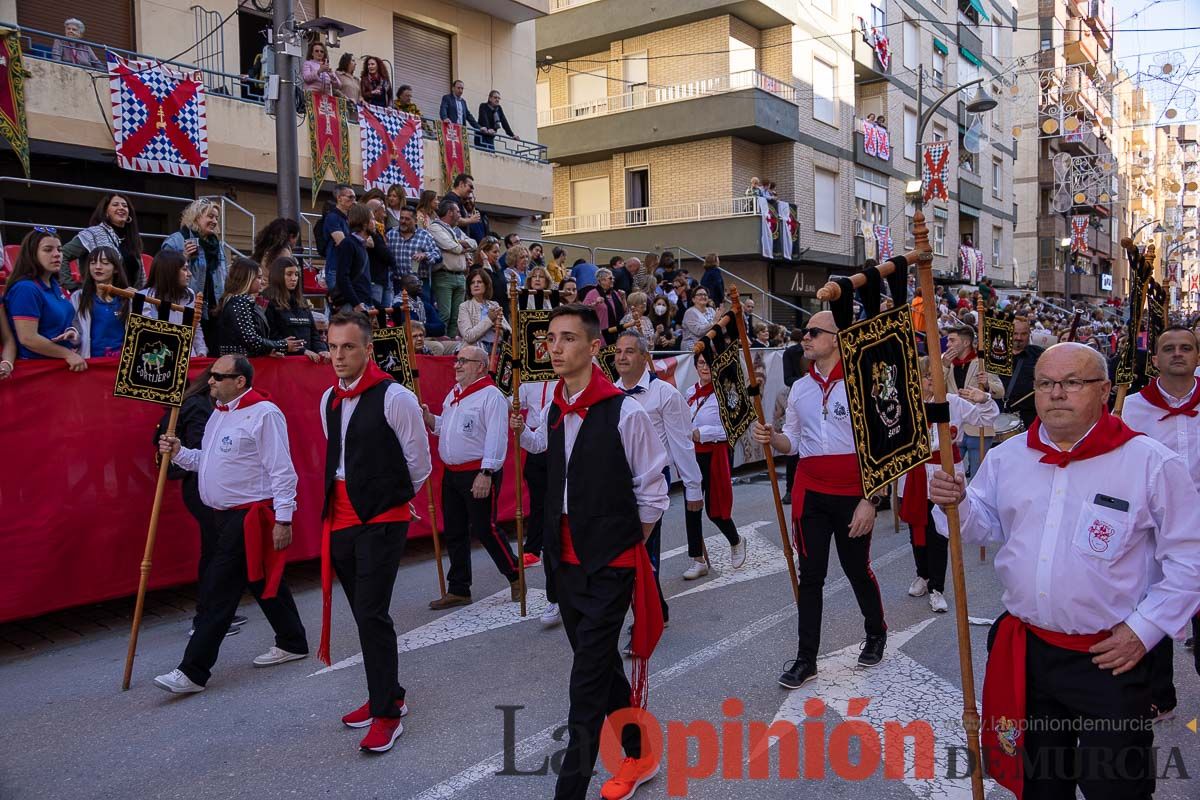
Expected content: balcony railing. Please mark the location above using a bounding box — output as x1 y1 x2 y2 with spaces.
537 70 796 127
542 195 758 236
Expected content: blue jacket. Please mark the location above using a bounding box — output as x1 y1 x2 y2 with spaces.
439 94 478 128
162 230 226 316
329 233 373 309
700 266 725 305
570 261 598 288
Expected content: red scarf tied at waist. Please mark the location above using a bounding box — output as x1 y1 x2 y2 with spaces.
791 454 862 557
1025 406 1141 468
331 361 390 409
898 424 960 546
237 500 287 600
694 441 733 519
982 614 1110 799
1138 378 1200 421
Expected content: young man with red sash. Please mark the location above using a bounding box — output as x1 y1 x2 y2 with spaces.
752 310 888 688
155 354 309 694
680 350 747 580
422 344 520 609
318 312 432 753
513 304 669 800
930 343 1200 799
1120 325 1200 717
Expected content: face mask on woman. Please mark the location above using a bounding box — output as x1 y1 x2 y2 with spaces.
654 304 667 315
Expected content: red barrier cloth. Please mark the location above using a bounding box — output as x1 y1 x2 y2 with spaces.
0 355 525 622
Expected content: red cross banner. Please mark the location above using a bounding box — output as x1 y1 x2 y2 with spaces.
0 27 30 179
359 104 423 198
107 51 208 179
307 92 351 205
922 142 950 202
1071 214 1090 253
438 121 472 189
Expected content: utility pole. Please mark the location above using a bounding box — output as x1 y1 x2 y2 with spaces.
272 0 301 222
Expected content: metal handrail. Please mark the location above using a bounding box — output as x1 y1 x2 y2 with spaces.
675 245 812 320
542 196 758 236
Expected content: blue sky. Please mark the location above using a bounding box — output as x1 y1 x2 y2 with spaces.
1113 0 1200 121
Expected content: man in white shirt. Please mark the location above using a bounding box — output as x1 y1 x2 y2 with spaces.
930 343 1200 800
155 355 309 694
1120 325 1200 715
517 376 561 626
423 344 519 609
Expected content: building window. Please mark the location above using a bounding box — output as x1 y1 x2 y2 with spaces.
992 19 1002 58
870 2 886 30
932 50 946 89
960 132 977 174
904 108 918 161
813 57 836 126
933 221 946 255
958 0 981 26
992 226 1002 267
991 84 1002 130
536 81 550 120
814 168 838 233
623 52 649 108
728 38 755 76
959 56 979 86
903 20 919 70
932 122 947 141
992 158 1002 197
854 166 888 226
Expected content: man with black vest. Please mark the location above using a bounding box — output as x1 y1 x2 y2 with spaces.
513 304 669 800
423 344 520 609
1004 315 1044 429
317 312 431 754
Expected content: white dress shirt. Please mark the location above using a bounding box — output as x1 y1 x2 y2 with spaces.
172 389 297 522
1122 378 1200 487
898 393 1000 497
779 365 856 458
617 369 703 502
433 378 509 470
937 426 1200 648
686 383 726 444
521 389 670 524
318 377 432 489
518 380 559 431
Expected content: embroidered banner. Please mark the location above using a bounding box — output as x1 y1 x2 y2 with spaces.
307 91 351 205
982 310 1015 377
1071 214 1090 253
1145 279 1167 379
922 141 950 202
769 199 783 260
113 310 196 406
359 104 423 199
107 51 208 179
959 245 984 282
371 326 416 391
0 28 30 178
1115 246 1153 386
873 224 894 261
788 203 801 261
515 290 562 384
699 315 754 443
438 121 472 189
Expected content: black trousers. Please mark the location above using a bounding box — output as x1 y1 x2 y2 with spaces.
1146 637 1176 713
784 454 798 497
179 508 308 686
181 476 219 623
442 467 519 597
794 490 886 661
1194 616 1200 676
685 448 741 558
331 521 408 718
646 518 669 623
1015 627 1155 800
553 563 640 800
910 502 949 593
523 450 556 604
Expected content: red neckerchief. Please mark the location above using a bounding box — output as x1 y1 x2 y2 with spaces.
1025 407 1142 468
951 348 977 367
687 381 714 407
550 364 624 429
1138 377 1200 421
216 388 271 412
451 374 496 406
331 360 390 409
808 361 844 415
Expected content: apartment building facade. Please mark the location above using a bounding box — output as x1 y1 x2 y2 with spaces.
1152 125 1200 314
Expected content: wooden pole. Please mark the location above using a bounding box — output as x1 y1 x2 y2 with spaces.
122 292 205 691
814 248 923 301
400 291 447 598
508 278 527 617
913 212 985 800
975 298 988 563
99 284 191 313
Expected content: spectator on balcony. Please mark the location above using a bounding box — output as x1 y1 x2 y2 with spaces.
251 217 302 273
301 41 336 94
218 257 296 357
765 181 778 200
365 199 396 309
680 286 716 353
582 267 626 345
558 276 579 304
333 53 360 103
69 246 128 358
745 177 766 198
458 268 509 356
428 199 477 337
875 115 887 130
386 205 441 298
60 193 145 291
414 189 438 231
328 203 376 316
138 250 207 357
4 229 83 369
699 252 726 305
476 90 516 151
529 242 546 269
53 18 104 70
383 184 406 232
546 246 568 287
359 56 393 108
463 193 489 243
264 256 328 363
440 80 479 128
394 84 422 117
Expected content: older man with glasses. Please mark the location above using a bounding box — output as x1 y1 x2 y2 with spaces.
422 345 520 608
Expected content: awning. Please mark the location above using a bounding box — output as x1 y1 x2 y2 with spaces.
967 0 991 21
959 47 983 67
933 38 948 55
959 204 981 219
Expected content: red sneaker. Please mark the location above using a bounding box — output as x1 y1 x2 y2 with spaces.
342 700 409 729
523 552 541 567
600 755 658 800
359 716 404 752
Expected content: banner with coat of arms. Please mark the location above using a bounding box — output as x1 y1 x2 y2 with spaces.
359 104 423 199
107 51 208 179
982 310 1015 377
438 121 471 189
699 315 754 444
307 91 351 205
114 302 196 407
0 28 30 179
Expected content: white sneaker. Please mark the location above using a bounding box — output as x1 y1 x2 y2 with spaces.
729 536 748 569
540 603 561 627
908 577 929 597
252 647 307 667
682 559 709 580
929 590 948 613
154 669 204 694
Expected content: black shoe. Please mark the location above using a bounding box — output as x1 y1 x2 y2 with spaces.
1186 637 1195 651
778 658 817 689
781 492 792 505
858 634 886 667
231 614 248 628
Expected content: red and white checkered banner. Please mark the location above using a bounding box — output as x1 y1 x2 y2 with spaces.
873 224 893 260
359 104 423 198
871 30 891 71
1071 214 1090 253
922 141 950 202
107 51 208 178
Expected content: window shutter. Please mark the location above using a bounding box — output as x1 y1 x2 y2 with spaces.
393 18 452 122
18 0 134 54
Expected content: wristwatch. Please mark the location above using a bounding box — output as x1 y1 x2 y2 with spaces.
480 468 495 478
869 494 885 508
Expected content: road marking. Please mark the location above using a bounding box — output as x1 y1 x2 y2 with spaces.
670 521 786 599
403 540 914 800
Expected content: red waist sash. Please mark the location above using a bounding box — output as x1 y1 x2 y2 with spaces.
444 459 484 473
694 441 733 519
898 443 962 546
234 499 286 600
791 454 862 556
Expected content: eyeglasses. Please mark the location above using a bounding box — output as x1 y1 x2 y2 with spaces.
801 327 837 339
34 226 58 237
210 372 242 382
454 357 486 366
1033 378 1106 394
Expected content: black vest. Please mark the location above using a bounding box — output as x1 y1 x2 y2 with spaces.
323 381 415 521
544 394 642 573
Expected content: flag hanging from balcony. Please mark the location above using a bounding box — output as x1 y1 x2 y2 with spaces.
359 105 423 199
779 202 793 260
863 120 891 161
306 91 350 206
788 202 801 261
873 224 893 261
756 195 773 258
921 142 950 202
1071 214 1090 252
871 30 891 71
768 200 784 260
0 28 30 179
107 51 208 179
438 121 472 189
